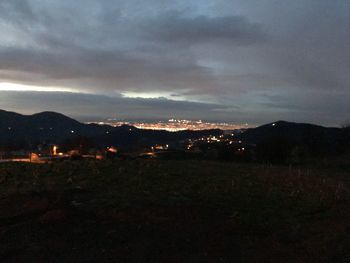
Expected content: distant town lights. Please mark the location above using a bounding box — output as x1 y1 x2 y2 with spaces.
88 119 248 132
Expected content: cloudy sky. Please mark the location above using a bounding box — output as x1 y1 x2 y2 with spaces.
0 0 349 125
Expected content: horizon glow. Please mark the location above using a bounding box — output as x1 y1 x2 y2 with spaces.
0 83 77 93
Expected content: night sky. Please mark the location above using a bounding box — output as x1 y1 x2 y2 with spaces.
0 0 349 125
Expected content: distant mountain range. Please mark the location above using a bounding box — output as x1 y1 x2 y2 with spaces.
0 110 221 150
0 110 349 154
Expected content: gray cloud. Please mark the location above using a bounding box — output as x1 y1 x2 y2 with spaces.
0 0 266 96
142 12 265 45
0 0 35 23
0 0 349 125
0 91 240 122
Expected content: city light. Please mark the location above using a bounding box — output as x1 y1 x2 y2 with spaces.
89 119 251 132
53 145 58 156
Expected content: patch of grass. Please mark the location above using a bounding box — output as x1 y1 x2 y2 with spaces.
0 159 349 262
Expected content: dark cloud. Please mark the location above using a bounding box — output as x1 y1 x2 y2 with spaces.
0 91 239 122
0 0 35 23
0 0 266 95
0 0 348 125
142 12 265 45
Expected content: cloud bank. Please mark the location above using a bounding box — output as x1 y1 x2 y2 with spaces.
0 0 349 125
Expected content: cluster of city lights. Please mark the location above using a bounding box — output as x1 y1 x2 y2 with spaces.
91 119 250 132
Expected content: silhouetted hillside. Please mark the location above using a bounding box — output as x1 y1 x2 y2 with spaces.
2 110 349 156
0 110 108 144
240 121 350 161
243 120 338 141
0 110 221 150
29 111 81 126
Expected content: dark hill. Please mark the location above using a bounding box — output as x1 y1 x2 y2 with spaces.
0 109 26 128
242 121 340 142
0 110 100 144
0 110 221 150
241 121 350 156
29 111 81 127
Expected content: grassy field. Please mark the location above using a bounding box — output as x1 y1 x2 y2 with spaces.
0 159 349 262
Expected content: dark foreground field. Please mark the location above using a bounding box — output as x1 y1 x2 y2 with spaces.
0 159 349 262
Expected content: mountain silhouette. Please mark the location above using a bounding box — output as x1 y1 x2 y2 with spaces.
240 120 350 155
0 110 221 150
1 110 349 154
